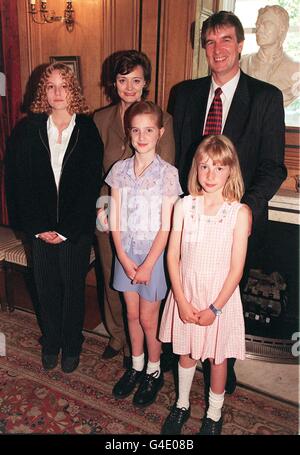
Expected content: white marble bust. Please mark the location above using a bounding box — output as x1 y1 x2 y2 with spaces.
240 5 300 107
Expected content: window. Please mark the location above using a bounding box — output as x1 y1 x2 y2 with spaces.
235 0 300 126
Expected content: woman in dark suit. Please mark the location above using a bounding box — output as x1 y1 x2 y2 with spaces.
5 63 103 373
93 50 175 365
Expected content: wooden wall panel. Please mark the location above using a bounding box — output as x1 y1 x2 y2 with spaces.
156 0 196 110
18 0 102 111
101 0 140 59
140 0 196 107
17 0 196 113
140 0 160 102
113 0 140 51
18 0 43 99
17 0 140 112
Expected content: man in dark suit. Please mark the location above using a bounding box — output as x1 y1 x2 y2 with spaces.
164 10 287 435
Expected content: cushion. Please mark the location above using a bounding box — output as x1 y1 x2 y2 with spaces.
0 227 23 261
4 243 95 267
5 244 29 267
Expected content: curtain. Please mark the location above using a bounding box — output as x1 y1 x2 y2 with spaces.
219 0 236 11
0 0 22 225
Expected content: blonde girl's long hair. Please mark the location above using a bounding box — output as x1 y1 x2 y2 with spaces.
188 135 244 201
30 63 89 115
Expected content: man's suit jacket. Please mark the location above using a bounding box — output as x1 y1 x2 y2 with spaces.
93 103 175 197
168 71 287 235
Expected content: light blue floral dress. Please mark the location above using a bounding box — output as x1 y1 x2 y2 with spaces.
105 154 182 301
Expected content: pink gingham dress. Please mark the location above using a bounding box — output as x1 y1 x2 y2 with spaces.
159 195 245 364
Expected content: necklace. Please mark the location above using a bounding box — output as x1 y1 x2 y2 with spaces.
134 159 154 177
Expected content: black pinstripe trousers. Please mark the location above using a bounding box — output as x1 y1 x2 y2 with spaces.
31 235 92 356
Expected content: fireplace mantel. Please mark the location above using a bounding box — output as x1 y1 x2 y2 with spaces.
268 189 300 225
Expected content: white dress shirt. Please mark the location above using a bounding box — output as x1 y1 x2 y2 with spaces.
203 70 241 134
36 114 76 241
47 114 76 188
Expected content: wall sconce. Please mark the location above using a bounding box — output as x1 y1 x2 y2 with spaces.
28 1 75 33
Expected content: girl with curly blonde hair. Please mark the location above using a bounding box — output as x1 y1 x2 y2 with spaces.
6 62 103 374
30 62 89 115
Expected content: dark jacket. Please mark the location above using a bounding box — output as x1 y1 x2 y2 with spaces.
168 71 287 234
5 113 103 242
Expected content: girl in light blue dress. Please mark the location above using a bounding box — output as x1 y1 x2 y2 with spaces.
105 101 182 407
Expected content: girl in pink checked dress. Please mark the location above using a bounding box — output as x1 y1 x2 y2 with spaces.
160 135 250 435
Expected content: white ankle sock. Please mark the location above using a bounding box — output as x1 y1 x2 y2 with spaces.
146 360 161 377
132 353 145 372
176 363 197 409
207 388 225 422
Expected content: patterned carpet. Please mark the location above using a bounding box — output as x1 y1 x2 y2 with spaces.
0 309 298 435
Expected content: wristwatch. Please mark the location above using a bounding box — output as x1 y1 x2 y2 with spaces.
209 304 222 317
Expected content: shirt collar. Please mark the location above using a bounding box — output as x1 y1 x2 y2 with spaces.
126 154 161 181
47 113 76 134
211 70 240 101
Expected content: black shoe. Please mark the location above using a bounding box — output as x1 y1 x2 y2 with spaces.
113 368 143 399
42 353 58 370
161 404 191 435
61 355 80 373
133 371 164 408
198 416 223 435
102 345 120 359
225 362 237 395
123 355 132 369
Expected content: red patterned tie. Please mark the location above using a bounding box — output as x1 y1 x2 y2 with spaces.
203 87 223 135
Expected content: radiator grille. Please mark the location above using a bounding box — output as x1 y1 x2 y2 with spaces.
245 334 298 364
